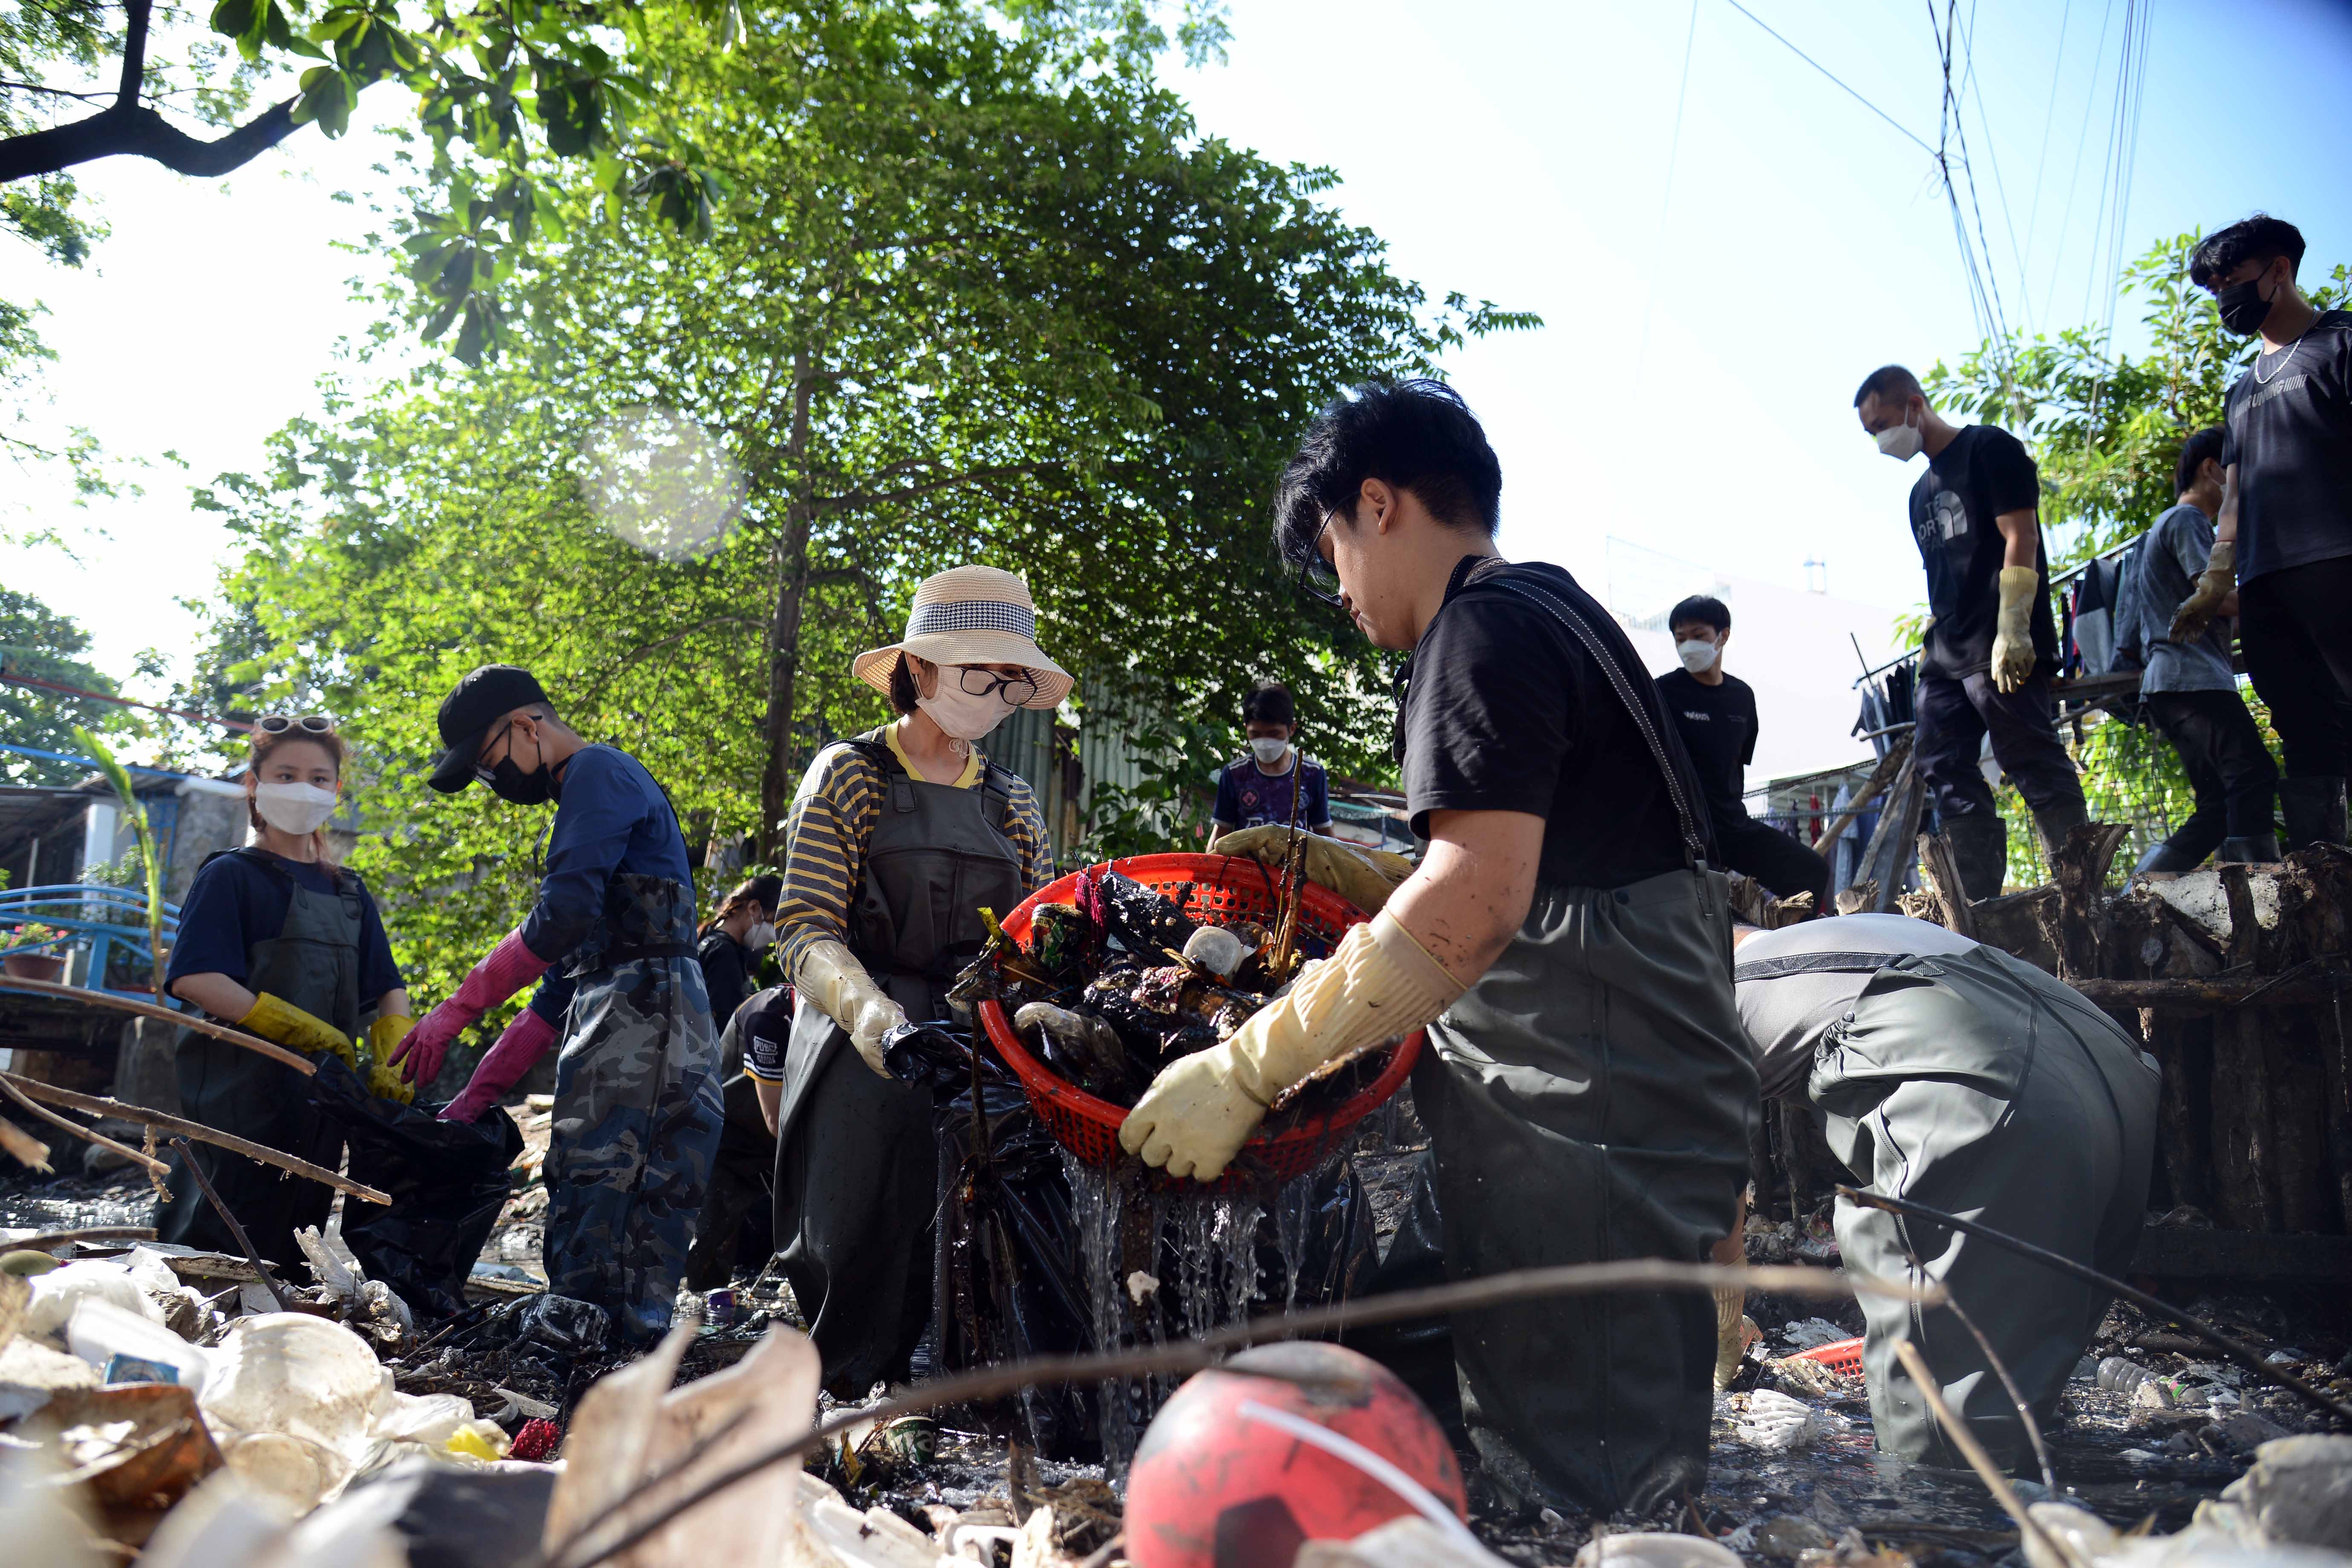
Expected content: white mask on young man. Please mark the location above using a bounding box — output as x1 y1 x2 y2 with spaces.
1250 737 1292 767
1676 640 1719 674
745 920 777 950
254 781 339 836
1875 416 1924 461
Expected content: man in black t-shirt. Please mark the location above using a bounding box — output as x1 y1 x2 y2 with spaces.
1119 380 1758 1519
2173 214 2352 849
1855 365 2087 899
1657 594 1830 905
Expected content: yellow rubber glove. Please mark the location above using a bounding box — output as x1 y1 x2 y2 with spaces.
2170 536 2236 644
1120 911 1462 1182
1989 565 2040 695
795 939 906 1078
368 1015 417 1104
1210 825 1416 915
240 992 358 1070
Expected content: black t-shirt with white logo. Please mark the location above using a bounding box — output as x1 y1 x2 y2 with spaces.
1657 667 1758 827
1908 424 2058 680
2222 310 2352 584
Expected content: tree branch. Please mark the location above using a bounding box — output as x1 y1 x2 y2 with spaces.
118 0 152 109
0 95 301 183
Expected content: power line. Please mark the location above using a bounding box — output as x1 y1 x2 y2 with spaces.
2019 0 2075 310
1718 0 1937 155
2044 0 2119 320
1633 0 1703 399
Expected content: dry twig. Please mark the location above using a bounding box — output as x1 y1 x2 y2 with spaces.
0 976 314 1072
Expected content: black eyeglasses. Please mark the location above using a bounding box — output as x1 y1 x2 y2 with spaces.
257 713 336 735
958 667 1040 706
1294 508 1345 607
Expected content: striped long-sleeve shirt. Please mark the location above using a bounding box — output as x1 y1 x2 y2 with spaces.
775 727 1052 981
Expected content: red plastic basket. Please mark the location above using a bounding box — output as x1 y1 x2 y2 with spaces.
977 853 1422 1193
1790 1336 1866 1376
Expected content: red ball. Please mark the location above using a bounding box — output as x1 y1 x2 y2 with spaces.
1125 1342 1467 1568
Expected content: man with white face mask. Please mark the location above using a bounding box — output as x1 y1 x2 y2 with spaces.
758 564 1064 1394
1854 365 2087 900
1208 679 1335 847
1656 595 1829 906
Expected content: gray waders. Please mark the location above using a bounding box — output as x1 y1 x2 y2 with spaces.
1411 564 1759 1517
541 872 723 1346
1414 867 1757 1516
159 849 358 1281
1792 944 2158 1466
772 740 1027 1395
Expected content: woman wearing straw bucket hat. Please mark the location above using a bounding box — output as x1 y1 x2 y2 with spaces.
751 564 1067 1394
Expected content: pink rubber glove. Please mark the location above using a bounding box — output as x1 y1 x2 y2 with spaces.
394 928 552 1085
440 1006 560 1123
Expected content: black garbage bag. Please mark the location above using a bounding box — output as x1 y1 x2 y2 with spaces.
309 1057 525 1320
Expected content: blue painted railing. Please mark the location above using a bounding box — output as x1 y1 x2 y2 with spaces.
0 883 184 1005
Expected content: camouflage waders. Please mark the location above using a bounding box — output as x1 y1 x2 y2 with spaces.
544 871 722 1345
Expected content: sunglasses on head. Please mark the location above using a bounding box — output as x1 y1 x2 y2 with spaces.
257 713 336 735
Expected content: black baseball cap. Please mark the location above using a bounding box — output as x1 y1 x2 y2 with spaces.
429 665 552 794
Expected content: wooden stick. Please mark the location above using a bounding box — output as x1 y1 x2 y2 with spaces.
541 1258 1938 1568
1812 736 1912 861
1916 831 1977 939
0 977 314 1074
3 1225 157 1251
0 1076 169 1177
169 1137 294 1312
0 1072 390 1205
1892 1340 2076 1568
2069 967 2350 1012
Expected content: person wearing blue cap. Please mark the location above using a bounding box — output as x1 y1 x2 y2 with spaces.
390 665 722 1345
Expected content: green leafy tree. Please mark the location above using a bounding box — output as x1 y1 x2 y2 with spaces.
197 0 1531 997
0 587 124 783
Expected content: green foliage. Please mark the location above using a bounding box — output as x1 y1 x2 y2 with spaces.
196 0 1529 997
72 725 167 992
0 588 126 782
1926 233 2350 573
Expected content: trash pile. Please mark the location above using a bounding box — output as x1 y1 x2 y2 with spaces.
956 866 1394 1122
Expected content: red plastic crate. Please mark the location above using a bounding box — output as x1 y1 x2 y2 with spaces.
977 853 1422 1193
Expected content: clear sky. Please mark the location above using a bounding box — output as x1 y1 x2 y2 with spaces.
7 0 2352 711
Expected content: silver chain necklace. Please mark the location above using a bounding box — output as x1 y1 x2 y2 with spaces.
2254 321 2315 386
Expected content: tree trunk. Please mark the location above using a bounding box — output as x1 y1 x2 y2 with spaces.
755 354 817 863
2142 1006 2213 1214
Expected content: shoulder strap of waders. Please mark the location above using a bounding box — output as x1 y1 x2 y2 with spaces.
977 761 1015 833
839 736 917 816
1463 560 1712 870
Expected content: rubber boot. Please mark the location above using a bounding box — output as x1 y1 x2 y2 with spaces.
2032 796 2091 871
1943 811 2010 902
2217 834 2282 864
2135 838 2203 875
2279 776 2349 851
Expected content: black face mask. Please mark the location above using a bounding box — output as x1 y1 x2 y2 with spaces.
483 724 553 804
2216 276 2276 337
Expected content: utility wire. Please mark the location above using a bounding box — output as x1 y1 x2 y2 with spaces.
1718 0 1936 154
1632 0 1703 405
2019 0 2075 307
2044 0 2119 320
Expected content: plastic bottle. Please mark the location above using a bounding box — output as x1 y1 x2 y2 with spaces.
2097 1356 2156 1395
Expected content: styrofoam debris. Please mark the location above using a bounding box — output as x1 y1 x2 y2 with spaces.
1731 1389 1831 1453
24 1261 164 1341
1776 1317 1849 1352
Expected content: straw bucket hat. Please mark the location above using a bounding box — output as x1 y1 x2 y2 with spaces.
853 565 1072 709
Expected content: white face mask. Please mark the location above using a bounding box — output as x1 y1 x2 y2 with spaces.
253 780 338 836
745 920 777 950
1676 639 1719 674
1250 737 1291 767
1875 413 1924 461
916 672 1013 743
